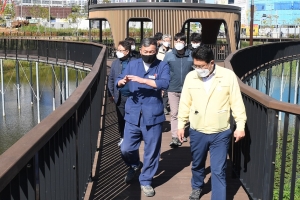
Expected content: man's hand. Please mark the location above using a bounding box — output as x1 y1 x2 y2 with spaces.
234 130 245 142
109 96 114 103
127 75 146 84
177 128 185 143
118 75 130 87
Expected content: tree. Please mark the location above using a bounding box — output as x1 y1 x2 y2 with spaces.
295 18 300 25
3 3 15 19
295 18 300 38
29 5 49 33
68 5 86 36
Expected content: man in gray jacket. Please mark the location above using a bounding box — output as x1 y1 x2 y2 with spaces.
163 32 193 147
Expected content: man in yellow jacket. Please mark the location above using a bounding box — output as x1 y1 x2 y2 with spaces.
177 46 246 200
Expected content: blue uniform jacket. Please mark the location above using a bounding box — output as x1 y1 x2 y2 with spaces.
115 58 170 126
108 57 136 104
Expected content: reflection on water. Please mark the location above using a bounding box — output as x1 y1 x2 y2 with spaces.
0 66 86 155
249 73 299 129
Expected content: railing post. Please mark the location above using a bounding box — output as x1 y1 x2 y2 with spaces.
288 61 292 103
1 59 5 116
16 60 20 110
26 39 29 60
36 62 41 123
60 65 63 104
16 39 18 60
262 109 278 200
30 61 33 105
47 41 49 63
37 40 39 61
55 41 58 64
4 38 6 59
74 111 79 200
52 64 55 111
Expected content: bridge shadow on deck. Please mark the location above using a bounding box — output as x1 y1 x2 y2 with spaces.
88 64 249 200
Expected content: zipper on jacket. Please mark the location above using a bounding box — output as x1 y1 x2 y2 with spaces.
181 57 183 86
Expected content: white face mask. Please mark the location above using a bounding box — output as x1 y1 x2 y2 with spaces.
195 68 210 78
175 43 185 50
162 42 170 47
131 45 136 51
192 43 200 48
116 51 125 59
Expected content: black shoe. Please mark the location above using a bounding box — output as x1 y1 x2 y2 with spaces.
124 162 143 183
189 189 202 200
169 137 182 148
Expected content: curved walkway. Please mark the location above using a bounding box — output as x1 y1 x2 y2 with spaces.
85 62 249 200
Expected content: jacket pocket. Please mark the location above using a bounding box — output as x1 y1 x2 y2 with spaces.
218 110 229 129
189 107 202 128
151 103 164 116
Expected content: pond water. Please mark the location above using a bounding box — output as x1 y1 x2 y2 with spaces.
0 65 87 154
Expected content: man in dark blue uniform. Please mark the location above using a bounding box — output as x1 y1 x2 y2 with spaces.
116 38 170 197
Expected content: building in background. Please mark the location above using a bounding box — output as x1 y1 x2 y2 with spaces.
226 0 300 37
14 5 72 19
14 0 86 7
253 0 300 26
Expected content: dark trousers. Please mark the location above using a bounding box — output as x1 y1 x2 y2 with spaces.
162 90 168 110
189 128 232 200
116 95 128 138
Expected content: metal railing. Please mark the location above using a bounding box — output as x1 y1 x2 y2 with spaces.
92 39 116 59
0 39 107 200
224 41 300 200
0 39 102 67
207 43 230 61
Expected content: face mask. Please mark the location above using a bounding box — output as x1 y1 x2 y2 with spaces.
195 68 210 78
162 42 170 47
116 51 125 59
175 43 185 50
192 43 200 48
141 54 156 64
131 45 136 51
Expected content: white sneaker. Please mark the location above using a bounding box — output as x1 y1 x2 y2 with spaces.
118 138 123 147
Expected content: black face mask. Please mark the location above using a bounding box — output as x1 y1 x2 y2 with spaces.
141 54 156 64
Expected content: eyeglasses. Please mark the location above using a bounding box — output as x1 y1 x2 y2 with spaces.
117 49 128 52
192 64 209 69
174 40 185 43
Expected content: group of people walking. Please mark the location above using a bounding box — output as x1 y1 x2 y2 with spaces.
107 32 247 200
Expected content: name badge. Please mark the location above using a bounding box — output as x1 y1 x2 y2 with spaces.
148 75 156 79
